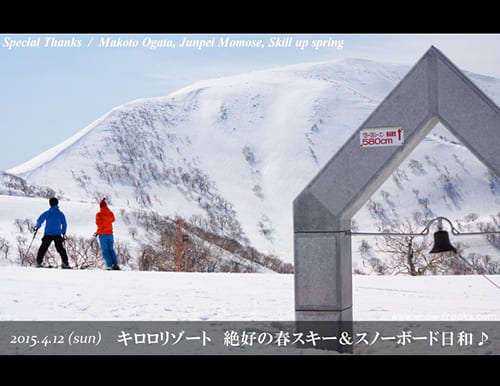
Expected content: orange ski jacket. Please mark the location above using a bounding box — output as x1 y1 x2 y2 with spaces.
96 206 115 235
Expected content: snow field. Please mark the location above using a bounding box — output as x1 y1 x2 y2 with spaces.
1 266 499 321
0 267 292 321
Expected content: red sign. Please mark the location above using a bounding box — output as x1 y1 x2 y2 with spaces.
360 127 404 148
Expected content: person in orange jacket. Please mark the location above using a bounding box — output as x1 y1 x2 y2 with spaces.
95 199 120 270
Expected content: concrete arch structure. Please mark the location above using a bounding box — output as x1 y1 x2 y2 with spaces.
293 46 500 321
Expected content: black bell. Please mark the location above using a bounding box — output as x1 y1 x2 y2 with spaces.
429 230 457 254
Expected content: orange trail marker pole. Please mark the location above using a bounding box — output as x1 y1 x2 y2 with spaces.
177 220 181 272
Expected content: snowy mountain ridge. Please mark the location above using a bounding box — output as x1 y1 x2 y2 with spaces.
4 57 500 270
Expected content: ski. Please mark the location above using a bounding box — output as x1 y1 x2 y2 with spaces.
35 264 72 269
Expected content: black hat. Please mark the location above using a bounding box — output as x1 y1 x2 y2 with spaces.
49 197 58 207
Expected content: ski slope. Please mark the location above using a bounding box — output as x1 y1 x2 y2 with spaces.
1 266 499 321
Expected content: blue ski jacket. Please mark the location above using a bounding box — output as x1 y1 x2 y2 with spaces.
36 206 67 236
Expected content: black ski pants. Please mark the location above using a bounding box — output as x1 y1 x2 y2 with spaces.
36 235 69 265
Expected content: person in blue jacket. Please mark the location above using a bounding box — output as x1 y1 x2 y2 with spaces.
34 197 70 268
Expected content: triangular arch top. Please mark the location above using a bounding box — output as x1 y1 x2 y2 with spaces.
294 46 500 232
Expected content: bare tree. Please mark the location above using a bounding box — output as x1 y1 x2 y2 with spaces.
0 237 10 259
373 220 435 276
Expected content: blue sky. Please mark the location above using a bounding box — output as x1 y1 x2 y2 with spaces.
1 33 500 171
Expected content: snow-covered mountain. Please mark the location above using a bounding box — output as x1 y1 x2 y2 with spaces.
4 57 500 270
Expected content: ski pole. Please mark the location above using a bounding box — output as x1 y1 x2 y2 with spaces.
25 227 39 262
77 233 97 270
91 232 98 246
84 233 98 256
